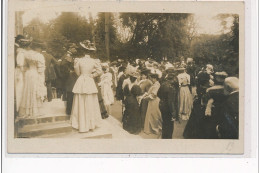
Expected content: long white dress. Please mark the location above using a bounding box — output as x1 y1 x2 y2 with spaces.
100 72 114 106
19 50 46 117
15 48 26 112
71 56 103 132
177 72 193 120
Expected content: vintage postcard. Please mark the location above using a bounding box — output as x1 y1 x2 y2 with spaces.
7 0 244 154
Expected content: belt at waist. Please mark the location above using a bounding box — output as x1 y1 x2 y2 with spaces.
80 73 93 78
180 85 189 87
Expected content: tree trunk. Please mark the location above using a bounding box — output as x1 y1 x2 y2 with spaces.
105 13 110 61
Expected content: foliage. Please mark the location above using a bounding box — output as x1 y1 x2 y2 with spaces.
24 12 94 59
191 14 239 76
119 13 192 62
94 13 118 61
22 12 239 76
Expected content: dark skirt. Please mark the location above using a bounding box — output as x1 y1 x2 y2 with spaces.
140 98 149 129
183 99 204 139
123 95 141 134
183 99 218 139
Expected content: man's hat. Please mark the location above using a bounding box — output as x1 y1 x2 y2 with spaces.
214 71 228 84
215 71 228 77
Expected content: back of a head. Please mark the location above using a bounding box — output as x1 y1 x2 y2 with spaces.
224 77 239 94
131 85 142 96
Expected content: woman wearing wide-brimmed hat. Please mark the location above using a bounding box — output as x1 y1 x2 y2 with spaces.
176 65 193 121
201 71 228 139
70 41 103 133
18 40 47 117
14 35 32 113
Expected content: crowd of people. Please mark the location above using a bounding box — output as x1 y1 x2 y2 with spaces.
14 35 239 139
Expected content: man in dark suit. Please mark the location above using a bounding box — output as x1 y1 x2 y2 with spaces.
41 45 58 102
157 70 179 139
216 77 239 139
60 49 77 116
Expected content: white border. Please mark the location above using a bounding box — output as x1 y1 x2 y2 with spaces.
1 0 259 172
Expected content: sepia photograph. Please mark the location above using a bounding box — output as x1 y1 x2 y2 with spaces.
7 1 245 154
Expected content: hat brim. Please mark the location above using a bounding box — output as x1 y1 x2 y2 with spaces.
80 42 89 50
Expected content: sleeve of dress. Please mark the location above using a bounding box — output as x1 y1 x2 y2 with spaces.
37 53 45 74
92 60 102 78
149 83 160 99
36 53 47 100
187 74 191 85
177 75 182 87
74 58 81 76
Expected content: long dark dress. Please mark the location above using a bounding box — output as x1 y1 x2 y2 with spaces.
183 98 205 139
122 85 142 134
202 86 227 139
116 74 127 101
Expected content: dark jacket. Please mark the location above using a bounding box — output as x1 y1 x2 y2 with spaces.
116 74 127 101
60 58 77 92
42 51 57 82
157 80 179 120
53 60 63 88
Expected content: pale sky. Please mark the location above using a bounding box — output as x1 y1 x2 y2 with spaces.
194 13 233 35
22 11 233 35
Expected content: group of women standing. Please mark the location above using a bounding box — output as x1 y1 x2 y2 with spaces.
15 37 111 134
116 60 194 139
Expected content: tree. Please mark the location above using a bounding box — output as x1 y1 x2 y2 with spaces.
119 13 192 62
51 12 93 43
94 13 118 61
191 14 239 76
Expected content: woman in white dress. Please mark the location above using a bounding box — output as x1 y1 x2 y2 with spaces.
15 35 31 112
18 41 47 117
99 64 114 115
70 43 103 133
177 67 193 120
